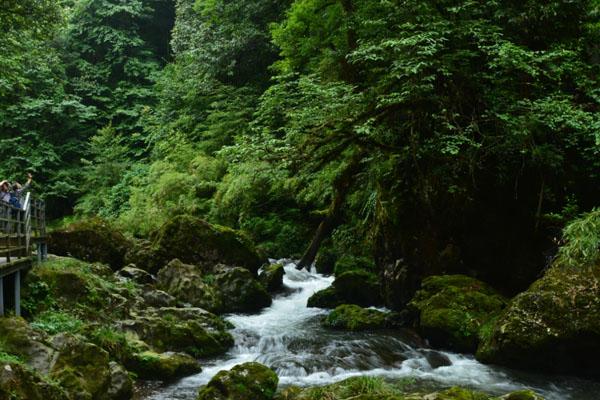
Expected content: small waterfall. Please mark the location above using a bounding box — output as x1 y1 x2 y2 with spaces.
145 262 599 400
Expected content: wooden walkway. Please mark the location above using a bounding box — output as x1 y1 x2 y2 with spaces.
0 192 47 316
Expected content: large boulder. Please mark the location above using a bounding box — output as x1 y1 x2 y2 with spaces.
48 333 117 400
0 318 128 400
89 327 200 382
314 247 336 275
322 304 390 331
0 361 68 400
116 265 155 285
477 261 600 376
47 219 131 270
409 275 506 353
259 264 285 292
23 257 139 321
0 317 56 374
105 361 133 400
141 215 266 274
125 351 201 381
157 259 222 312
197 362 278 400
122 307 234 358
214 267 272 313
307 270 382 309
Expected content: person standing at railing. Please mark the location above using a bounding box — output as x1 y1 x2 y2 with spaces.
10 173 33 209
0 180 11 204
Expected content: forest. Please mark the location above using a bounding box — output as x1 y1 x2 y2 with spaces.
1 0 600 399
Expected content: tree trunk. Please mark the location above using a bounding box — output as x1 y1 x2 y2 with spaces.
297 152 363 269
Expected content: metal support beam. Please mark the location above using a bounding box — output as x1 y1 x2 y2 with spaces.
0 277 4 316
14 270 20 317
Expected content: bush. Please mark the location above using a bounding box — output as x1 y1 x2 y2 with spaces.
557 208 600 267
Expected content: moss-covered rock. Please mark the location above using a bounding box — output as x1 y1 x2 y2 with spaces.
157 259 222 312
314 248 336 275
0 319 125 400
322 304 390 331
49 333 113 399
87 327 198 382
197 362 278 400
0 317 57 374
214 267 272 313
496 391 544 400
308 270 382 309
0 361 68 400
403 387 491 400
259 264 285 292
123 307 234 358
47 218 131 270
105 361 133 400
126 351 201 381
146 215 266 274
23 257 139 322
408 275 506 353
476 262 600 376
116 265 155 285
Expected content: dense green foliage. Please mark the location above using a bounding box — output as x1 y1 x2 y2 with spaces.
2 0 599 268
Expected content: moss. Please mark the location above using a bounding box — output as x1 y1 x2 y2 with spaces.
409 275 506 353
149 215 267 274
197 362 278 400
323 305 390 331
47 218 131 270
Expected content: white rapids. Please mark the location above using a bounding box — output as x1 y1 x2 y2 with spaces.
144 262 599 400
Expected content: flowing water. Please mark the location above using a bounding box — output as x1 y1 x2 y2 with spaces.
144 262 600 400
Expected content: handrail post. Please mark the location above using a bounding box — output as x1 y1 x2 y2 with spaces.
6 206 11 264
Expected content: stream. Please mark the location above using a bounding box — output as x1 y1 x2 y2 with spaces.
144 262 600 400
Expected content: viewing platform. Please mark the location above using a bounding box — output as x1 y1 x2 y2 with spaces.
0 192 47 316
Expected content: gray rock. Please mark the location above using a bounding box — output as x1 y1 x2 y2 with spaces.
105 362 133 400
142 289 176 307
117 264 155 284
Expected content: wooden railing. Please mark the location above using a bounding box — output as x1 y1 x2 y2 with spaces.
0 192 47 316
0 192 47 267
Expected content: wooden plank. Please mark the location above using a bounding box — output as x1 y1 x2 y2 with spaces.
0 258 34 278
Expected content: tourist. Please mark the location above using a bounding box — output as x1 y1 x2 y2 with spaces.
10 173 33 209
0 180 11 204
